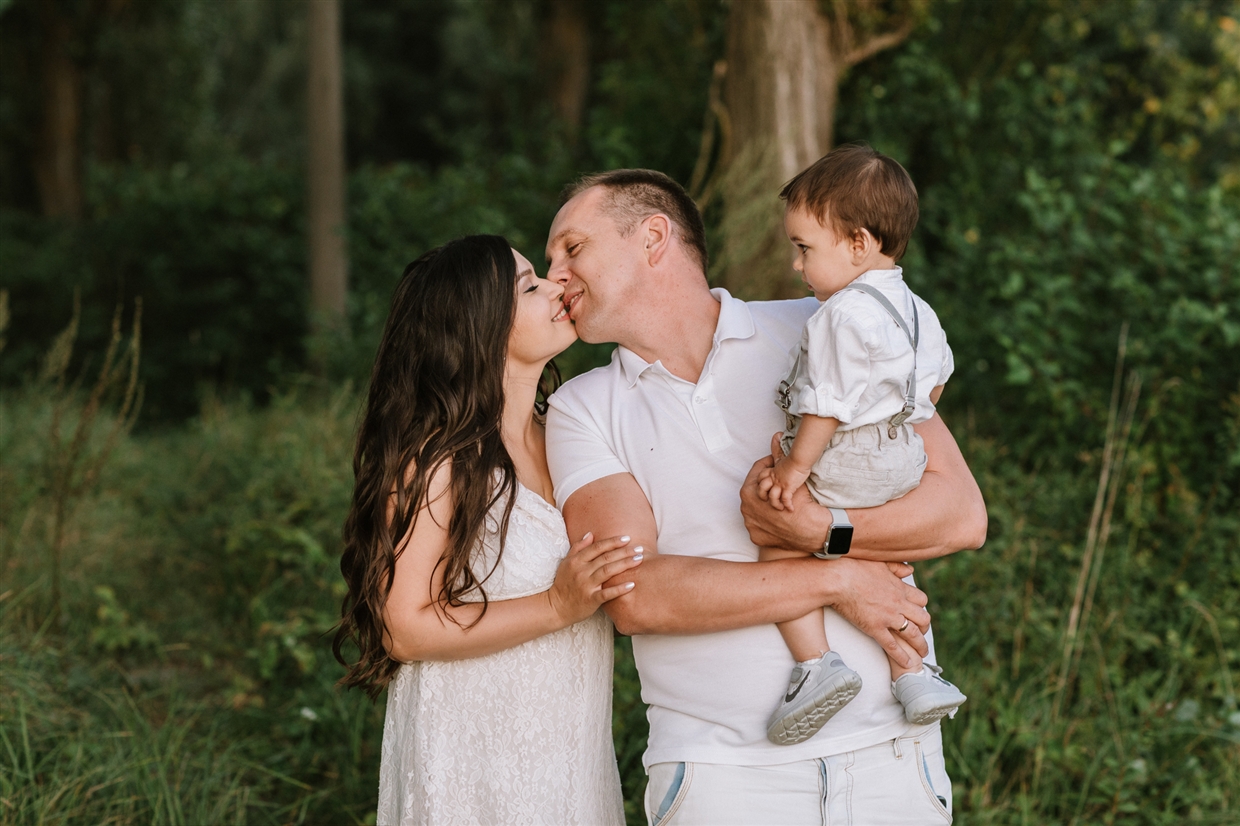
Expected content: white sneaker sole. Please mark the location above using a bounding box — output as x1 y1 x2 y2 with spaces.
766 672 863 745
903 702 962 725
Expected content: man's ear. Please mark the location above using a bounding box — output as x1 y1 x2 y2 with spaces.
641 214 672 265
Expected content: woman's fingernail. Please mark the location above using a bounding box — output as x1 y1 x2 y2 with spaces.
625 582 636 590
633 546 643 554
633 554 643 562
582 532 592 542
619 535 631 543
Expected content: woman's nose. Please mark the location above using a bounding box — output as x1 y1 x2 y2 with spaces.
539 277 564 299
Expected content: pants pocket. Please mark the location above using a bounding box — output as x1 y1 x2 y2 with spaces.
646 762 692 826
914 740 953 824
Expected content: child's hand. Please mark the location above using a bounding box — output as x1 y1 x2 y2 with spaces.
756 466 777 503
769 458 810 512
758 457 809 511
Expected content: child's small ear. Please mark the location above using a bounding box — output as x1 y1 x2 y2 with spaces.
848 226 877 261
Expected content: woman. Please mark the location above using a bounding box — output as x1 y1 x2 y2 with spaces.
333 236 638 825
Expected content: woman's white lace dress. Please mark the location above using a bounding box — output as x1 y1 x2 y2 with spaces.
376 483 625 825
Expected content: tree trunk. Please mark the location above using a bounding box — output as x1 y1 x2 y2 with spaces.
728 0 840 190
544 0 590 146
34 0 83 221
717 0 914 299
307 0 348 332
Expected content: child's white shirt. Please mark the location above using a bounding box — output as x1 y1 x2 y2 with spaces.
784 267 953 429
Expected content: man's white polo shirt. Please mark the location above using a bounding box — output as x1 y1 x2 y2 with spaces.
547 288 935 768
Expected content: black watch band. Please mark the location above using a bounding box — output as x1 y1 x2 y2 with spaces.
813 507 853 560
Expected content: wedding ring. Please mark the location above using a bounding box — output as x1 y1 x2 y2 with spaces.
898 618 910 633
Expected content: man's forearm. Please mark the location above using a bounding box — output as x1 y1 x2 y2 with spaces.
565 472 838 635
603 552 931 665
602 553 838 636
563 471 933 654
740 415 988 560
851 463 985 558
755 470 981 561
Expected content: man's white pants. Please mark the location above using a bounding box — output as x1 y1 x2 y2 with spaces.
644 725 953 825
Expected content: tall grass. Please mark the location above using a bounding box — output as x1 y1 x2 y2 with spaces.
923 407 1240 824
1 642 279 825
1 375 1236 824
1 385 382 825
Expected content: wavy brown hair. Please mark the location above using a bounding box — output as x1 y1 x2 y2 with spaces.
332 235 559 698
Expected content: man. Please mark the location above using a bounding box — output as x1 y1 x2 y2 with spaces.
544 169 986 824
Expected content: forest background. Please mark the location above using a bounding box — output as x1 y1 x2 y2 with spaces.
1 0 1238 824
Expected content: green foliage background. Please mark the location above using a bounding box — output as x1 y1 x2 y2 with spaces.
1 0 1238 823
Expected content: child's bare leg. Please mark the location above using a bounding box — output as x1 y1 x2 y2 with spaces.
758 547 829 661
761 546 862 745
779 611 830 662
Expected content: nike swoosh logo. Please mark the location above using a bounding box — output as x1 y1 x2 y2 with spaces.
785 673 810 703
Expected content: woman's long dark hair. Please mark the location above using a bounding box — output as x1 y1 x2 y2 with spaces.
332 235 560 698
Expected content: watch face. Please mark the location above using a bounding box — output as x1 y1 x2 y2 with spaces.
826 525 853 557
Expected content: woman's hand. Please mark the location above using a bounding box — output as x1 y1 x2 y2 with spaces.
547 532 642 626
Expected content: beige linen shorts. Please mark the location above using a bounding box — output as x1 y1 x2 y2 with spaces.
781 421 927 509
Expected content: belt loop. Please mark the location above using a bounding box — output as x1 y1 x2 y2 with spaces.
892 737 903 759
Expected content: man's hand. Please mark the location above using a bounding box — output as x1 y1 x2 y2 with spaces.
743 419 989 561
741 434 830 551
829 558 932 666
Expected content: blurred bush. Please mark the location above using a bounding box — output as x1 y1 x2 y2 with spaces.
0 150 581 421
924 429 1240 823
2 1 1233 506
834 0 1240 498
1 158 306 420
0 383 382 824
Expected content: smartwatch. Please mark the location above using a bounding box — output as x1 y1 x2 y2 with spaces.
813 508 852 560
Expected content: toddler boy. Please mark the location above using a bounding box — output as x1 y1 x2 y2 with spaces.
756 144 968 745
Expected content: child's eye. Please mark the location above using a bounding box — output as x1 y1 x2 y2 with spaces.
567 243 581 256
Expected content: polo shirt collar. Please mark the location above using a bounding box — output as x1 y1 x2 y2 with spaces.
616 288 755 387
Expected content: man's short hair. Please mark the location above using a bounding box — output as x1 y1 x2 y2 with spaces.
561 169 708 272
780 144 918 261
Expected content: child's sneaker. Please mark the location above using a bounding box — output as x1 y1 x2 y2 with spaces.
766 652 863 745
891 663 967 725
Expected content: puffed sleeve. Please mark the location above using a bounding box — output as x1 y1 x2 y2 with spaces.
788 301 877 424
546 391 628 511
